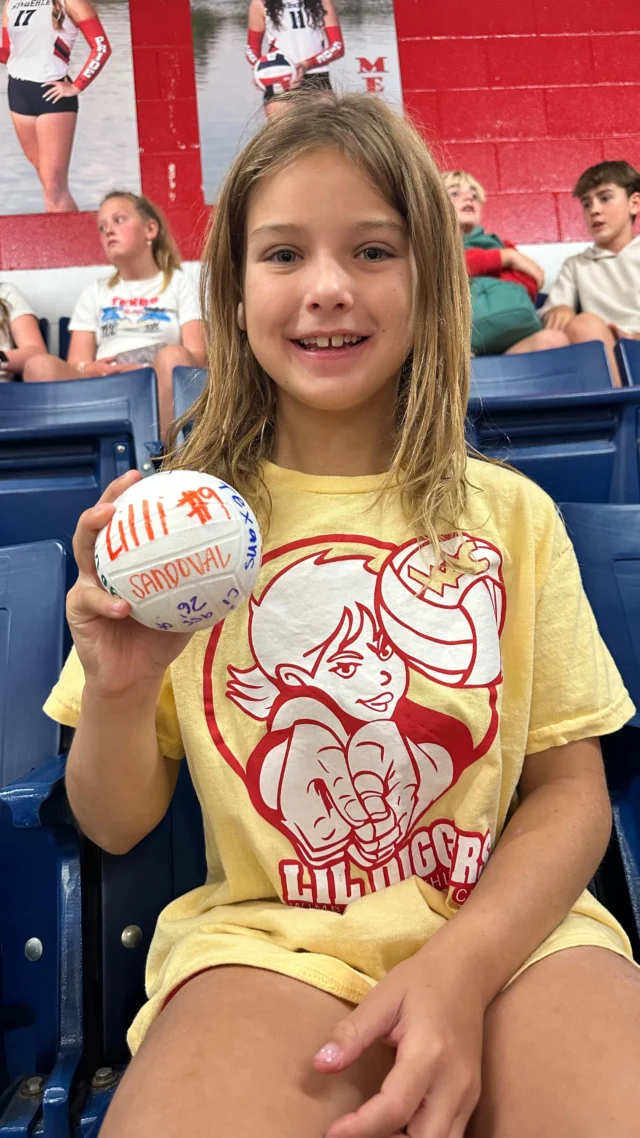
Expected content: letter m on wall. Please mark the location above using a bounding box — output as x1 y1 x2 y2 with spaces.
357 57 387 74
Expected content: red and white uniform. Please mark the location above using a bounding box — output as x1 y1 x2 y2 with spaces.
6 0 78 82
265 1 329 73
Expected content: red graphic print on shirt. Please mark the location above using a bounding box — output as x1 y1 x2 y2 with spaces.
203 532 505 911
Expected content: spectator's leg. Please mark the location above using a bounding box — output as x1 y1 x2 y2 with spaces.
468 947 640 1138
505 329 570 354
35 112 78 213
154 344 198 440
99 966 393 1138
22 354 78 382
565 312 622 386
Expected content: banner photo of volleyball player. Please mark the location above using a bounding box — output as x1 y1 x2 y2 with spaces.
0 0 140 215
191 0 403 202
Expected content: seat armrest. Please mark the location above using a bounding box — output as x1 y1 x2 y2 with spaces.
0 753 69 828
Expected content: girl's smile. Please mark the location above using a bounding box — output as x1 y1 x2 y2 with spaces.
243 148 414 415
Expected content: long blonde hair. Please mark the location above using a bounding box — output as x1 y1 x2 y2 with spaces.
52 0 65 30
0 296 11 339
100 192 182 293
166 92 471 552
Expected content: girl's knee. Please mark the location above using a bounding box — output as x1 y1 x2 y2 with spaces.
535 329 570 350
22 353 57 381
155 344 192 366
566 312 609 341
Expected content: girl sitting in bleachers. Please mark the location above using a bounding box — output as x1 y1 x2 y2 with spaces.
23 192 207 437
0 279 47 380
444 170 570 357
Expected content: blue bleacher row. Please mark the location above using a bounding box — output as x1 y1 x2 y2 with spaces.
1 343 640 1134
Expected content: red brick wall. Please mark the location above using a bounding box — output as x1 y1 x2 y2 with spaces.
395 0 640 243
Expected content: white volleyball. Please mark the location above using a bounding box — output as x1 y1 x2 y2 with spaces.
94 470 262 632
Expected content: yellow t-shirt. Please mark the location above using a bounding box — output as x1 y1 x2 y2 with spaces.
45 458 636 1054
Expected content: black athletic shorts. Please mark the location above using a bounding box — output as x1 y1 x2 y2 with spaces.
8 76 79 117
263 70 332 103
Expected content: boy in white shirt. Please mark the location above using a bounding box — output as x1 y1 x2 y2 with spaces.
541 161 640 385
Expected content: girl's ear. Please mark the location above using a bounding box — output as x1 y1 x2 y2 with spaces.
145 219 159 245
237 301 247 331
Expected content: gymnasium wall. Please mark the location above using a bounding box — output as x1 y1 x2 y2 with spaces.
395 0 640 243
4 0 639 321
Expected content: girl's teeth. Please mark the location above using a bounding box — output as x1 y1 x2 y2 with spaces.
298 335 365 348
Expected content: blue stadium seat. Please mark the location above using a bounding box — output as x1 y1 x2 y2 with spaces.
560 502 640 948
0 541 66 788
59 317 71 362
470 341 613 398
467 386 640 503
0 371 160 591
38 318 50 351
0 540 84 1133
560 504 640 725
172 365 206 423
96 764 205 1071
615 337 640 387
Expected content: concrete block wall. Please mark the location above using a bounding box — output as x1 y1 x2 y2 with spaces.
394 0 640 243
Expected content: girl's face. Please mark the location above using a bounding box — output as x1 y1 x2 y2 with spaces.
446 180 482 234
243 148 414 413
97 198 157 264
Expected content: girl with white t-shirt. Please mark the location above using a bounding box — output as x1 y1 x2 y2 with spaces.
0 280 46 380
24 192 207 437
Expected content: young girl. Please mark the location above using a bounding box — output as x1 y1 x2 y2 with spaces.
443 169 570 358
0 279 46 379
0 0 111 212
246 0 343 116
24 191 206 437
45 93 640 1137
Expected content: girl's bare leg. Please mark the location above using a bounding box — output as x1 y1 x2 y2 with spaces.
154 343 200 439
100 966 393 1138
469 946 640 1138
35 111 78 212
10 111 40 174
22 354 78 382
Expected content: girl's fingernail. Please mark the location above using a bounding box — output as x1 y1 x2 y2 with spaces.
112 601 126 613
314 1043 342 1065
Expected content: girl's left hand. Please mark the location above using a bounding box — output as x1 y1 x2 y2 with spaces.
42 78 80 103
313 950 485 1138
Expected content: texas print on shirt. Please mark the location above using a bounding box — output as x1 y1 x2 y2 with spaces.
203 532 506 912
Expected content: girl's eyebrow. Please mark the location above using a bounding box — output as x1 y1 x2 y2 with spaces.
249 219 406 239
326 649 364 662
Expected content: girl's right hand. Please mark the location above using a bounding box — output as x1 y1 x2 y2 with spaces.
78 358 120 378
67 470 194 699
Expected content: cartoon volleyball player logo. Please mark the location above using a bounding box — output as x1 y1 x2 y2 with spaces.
213 531 505 905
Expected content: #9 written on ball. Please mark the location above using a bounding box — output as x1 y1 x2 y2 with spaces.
94 471 262 632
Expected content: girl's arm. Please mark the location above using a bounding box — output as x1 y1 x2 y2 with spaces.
2 314 46 375
68 330 121 377
422 735 612 1004
299 3 344 73
0 3 9 66
60 0 112 94
317 736 615 1138
246 0 265 66
67 329 98 369
179 319 207 368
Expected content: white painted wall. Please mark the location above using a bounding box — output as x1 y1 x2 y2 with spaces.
3 246 586 354
3 261 202 355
